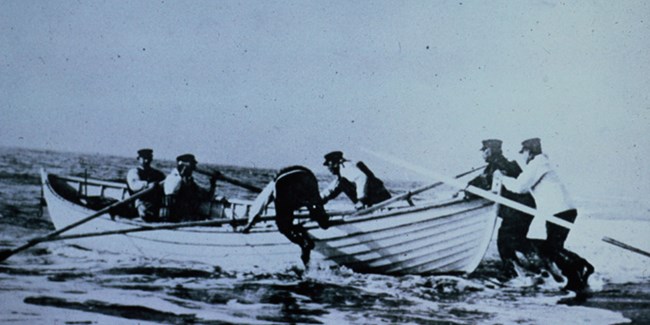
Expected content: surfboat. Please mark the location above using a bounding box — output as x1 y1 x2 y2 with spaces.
39 169 499 275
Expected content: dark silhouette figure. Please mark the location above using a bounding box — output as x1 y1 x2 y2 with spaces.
243 166 330 267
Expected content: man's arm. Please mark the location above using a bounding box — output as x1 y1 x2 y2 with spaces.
497 161 543 194
320 179 342 204
126 169 147 192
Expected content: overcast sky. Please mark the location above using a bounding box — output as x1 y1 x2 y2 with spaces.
1 1 649 201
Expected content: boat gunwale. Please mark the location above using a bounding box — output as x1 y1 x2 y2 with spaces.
45 171 494 235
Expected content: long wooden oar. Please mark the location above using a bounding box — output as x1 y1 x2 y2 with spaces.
0 182 162 262
363 148 650 258
353 164 487 216
195 169 262 193
35 209 356 241
36 218 248 242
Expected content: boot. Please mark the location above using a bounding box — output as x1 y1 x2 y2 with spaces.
555 250 587 292
579 259 594 286
561 270 584 292
560 249 594 289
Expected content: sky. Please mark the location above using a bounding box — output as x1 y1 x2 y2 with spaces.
1 1 649 202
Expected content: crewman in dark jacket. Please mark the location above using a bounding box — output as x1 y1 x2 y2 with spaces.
467 139 537 279
160 154 217 222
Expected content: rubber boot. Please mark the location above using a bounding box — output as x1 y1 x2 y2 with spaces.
554 250 585 292
560 249 594 286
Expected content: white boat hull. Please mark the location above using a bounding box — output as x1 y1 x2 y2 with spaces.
40 170 498 274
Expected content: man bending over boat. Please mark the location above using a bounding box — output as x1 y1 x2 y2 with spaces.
242 166 330 267
126 148 166 222
494 138 594 297
321 151 391 210
160 154 217 222
466 139 538 281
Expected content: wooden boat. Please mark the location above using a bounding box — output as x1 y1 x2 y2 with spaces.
39 169 499 275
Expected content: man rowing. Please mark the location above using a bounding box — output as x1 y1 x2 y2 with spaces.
126 148 166 222
160 154 218 222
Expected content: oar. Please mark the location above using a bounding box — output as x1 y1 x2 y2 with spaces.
36 210 357 241
362 148 650 258
195 169 262 193
0 182 163 262
37 218 249 242
353 164 487 216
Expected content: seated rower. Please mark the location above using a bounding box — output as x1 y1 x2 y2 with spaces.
160 154 217 222
126 148 165 222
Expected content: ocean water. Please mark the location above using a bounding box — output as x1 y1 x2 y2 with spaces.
0 146 648 324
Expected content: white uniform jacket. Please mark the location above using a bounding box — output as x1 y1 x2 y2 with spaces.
321 161 368 203
127 168 148 192
500 154 575 217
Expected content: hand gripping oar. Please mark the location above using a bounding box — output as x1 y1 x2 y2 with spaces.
352 164 487 216
195 169 262 193
362 148 650 259
0 182 162 262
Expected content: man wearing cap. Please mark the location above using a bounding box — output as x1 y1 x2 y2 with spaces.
126 149 166 221
321 151 391 209
160 154 217 222
466 139 537 280
495 138 594 295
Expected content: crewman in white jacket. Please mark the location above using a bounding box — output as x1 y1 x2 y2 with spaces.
495 138 594 296
320 151 391 209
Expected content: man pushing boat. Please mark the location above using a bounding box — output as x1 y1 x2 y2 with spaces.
242 166 330 267
495 138 594 297
465 140 539 280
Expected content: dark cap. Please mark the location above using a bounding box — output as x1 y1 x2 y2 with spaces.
137 148 153 158
323 151 344 165
519 138 542 154
480 139 502 152
176 153 197 164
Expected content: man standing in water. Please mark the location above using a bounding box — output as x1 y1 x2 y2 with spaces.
126 148 166 221
242 166 330 267
321 151 391 209
466 139 537 280
495 138 594 296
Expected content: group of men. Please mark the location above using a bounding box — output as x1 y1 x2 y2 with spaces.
468 138 594 295
126 148 392 223
126 139 594 296
126 149 217 222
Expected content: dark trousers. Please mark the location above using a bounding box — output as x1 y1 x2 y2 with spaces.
497 214 534 275
539 209 592 291
542 209 577 253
